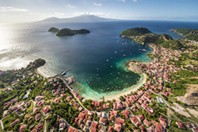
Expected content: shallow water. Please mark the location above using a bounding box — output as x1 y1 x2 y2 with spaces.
0 20 198 98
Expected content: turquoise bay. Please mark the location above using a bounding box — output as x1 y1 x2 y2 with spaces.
0 21 197 99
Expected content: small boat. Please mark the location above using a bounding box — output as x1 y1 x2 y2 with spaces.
139 49 147 51
61 72 66 76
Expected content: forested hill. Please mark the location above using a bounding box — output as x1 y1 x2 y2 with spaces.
171 28 198 41
120 27 186 50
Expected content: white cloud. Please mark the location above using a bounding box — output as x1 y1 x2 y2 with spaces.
132 0 138 2
30 12 66 19
73 12 104 17
67 4 76 9
0 7 27 12
93 3 102 7
118 0 126 2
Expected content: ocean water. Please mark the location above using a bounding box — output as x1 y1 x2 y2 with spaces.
0 20 198 99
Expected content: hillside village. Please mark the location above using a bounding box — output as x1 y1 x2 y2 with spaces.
0 31 198 132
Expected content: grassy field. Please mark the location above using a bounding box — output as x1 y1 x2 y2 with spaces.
27 100 34 113
2 114 15 130
0 123 3 132
183 59 198 65
169 126 192 132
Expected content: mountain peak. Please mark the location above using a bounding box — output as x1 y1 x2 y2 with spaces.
39 15 115 23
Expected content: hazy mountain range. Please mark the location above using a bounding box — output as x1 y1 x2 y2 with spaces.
38 15 117 23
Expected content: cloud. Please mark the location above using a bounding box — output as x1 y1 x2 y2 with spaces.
73 12 104 17
67 4 76 9
0 7 27 12
93 3 102 7
31 12 66 19
132 0 138 2
118 0 126 2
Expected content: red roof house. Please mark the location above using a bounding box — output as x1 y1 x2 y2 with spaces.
19 124 26 132
176 122 186 130
10 119 20 127
42 106 51 114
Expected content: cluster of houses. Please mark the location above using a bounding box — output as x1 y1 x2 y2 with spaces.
4 95 51 132
2 43 198 132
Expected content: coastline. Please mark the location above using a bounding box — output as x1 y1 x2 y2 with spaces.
36 67 50 78
103 73 147 101
100 43 153 101
35 38 153 101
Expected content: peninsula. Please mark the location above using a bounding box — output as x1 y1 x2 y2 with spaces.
171 28 198 41
1 27 198 132
120 27 186 50
48 27 90 37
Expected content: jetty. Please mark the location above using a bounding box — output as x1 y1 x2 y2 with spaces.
61 68 70 76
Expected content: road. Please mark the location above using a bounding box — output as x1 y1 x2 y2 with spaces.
58 76 89 112
0 120 4 131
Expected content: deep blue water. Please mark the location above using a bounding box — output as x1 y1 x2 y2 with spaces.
0 20 198 98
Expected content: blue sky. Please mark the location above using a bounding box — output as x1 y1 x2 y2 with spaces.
0 0 198 23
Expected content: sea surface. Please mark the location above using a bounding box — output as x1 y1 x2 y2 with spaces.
0 20 198 99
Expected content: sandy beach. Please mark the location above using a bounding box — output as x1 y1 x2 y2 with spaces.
36 67 50 78
35 55 149 101
103 73 147 101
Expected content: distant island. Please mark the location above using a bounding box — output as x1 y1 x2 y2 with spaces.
39 15 116 23
48 27 90 37
1 26 198 132
120 27 186 50
48 27 59 32
171 28 198 41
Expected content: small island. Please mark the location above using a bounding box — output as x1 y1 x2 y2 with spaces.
171 28 198 41
48 27 59 32
120 27 186 50
48 27 90 37
1 28 198 132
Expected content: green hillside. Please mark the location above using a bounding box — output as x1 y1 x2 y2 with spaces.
120 27 186 50
171 28 198 41
120 27 152 36
56 28 90 36
48 27 59 32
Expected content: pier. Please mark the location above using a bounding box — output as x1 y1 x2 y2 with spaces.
60 68 70 76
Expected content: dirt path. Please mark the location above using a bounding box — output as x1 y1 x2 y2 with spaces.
176 84 198 105
188 76 198 79
187 108 198 118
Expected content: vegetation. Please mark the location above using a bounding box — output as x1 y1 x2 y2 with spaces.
120 27 186 50
172 28 198 41
27 59 46 69
120 27 152 36
56 28 90 36
48 27 59 32
51 102 80 126
27 101 34 113
160 40 185 50
0 59 45 120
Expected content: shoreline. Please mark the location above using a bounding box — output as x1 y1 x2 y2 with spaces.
36 62 148 101
98 42 154 101
103 73 147 101
36 67 50 78
35 41 153 101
